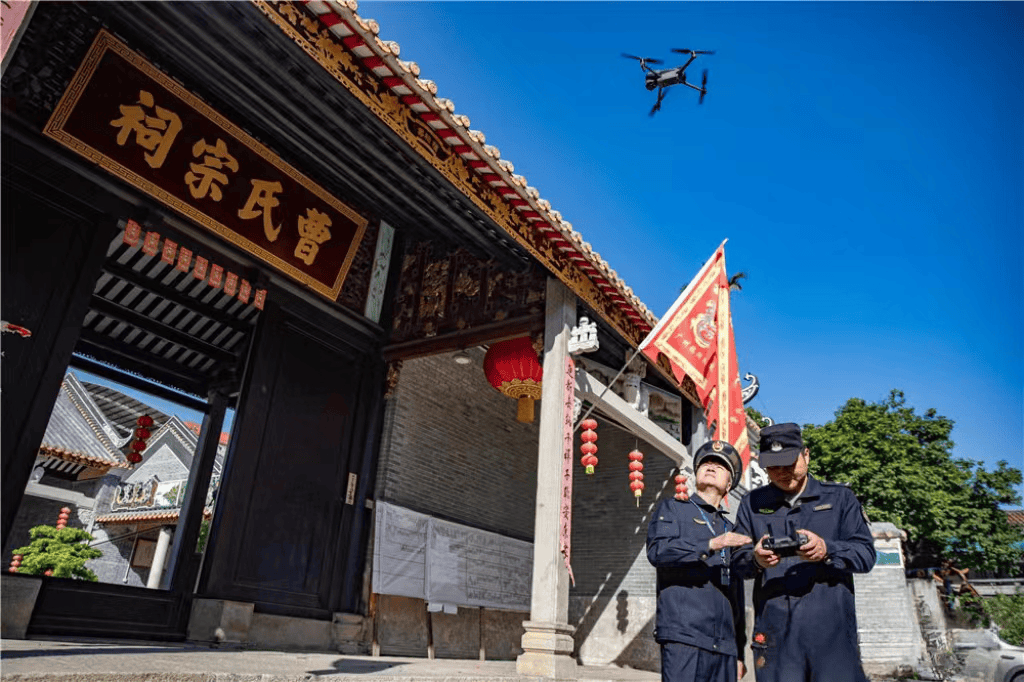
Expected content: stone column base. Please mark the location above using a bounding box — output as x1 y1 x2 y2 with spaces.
186 598 254 644
516 620 577 679
332 612 370 654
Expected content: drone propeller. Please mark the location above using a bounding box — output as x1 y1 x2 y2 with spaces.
622 53 663 64
672 49 716 55
699 69 708 104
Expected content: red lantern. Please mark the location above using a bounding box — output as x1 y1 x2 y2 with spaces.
675 473 689 501
483 337 543 423
56 507 70 530
127 415 155 466
628 449 645 506
9 554 22 573
44 569 53 577
579 418 599 474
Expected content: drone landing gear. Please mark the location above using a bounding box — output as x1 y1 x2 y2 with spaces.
649 87 668 116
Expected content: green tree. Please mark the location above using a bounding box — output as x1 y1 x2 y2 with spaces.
11 525 103 580
746 407 771 430
960 594 1024 646
802 390 1023 573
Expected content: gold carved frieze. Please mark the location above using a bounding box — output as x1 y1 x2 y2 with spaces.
254 0 650 347
391 243 545 345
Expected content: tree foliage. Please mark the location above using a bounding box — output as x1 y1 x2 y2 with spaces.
961 594 1024 647
802 390 1023 573
746 407 771 430
11 525 102 581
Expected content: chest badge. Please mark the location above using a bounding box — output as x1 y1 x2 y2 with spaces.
813 503 833 511
758 507 775 514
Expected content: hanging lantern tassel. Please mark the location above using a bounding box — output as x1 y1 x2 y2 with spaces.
628 449 645 507
674 473 689 501
580 418 598 474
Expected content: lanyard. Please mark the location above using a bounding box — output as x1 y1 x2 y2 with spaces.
690 498 730 586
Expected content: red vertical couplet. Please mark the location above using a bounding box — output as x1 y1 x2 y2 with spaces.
559 356 576 586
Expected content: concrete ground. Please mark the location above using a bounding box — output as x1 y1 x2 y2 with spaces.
0 638 661 682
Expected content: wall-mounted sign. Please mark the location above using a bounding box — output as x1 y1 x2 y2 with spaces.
44 30 367 301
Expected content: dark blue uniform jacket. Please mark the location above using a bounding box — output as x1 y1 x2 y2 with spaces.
646 494 746 658
732 476 875 671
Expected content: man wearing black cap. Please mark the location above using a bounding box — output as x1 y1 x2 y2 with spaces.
733 423 876 682
647 440 752 682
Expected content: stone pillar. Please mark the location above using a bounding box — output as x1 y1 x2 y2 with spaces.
147 526 174 589
517 278 577 679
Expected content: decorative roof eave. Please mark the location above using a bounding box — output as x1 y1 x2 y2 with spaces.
95 507 213 525
255 0 659 352
38 444 123 471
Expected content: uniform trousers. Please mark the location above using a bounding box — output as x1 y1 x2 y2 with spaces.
751 611 868 682
660 641 735 682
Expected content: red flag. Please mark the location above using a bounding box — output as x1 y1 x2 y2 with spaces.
639 242 750 470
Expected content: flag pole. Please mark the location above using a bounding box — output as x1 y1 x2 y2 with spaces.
573 346 643 432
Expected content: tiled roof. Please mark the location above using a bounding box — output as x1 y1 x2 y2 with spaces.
82 381 169 439
182 421 230 446
95 508 213 525
1007 509 1024 527
38 373 128 468
292 1 658 339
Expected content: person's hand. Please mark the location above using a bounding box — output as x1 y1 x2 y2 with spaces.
753 534 778 569
710 531 752 552
796 529 828 562
737 660 747 680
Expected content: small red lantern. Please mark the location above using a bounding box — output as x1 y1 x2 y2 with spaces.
9 554 22 573
674 473 689 501
628 449 645 506
580 418 598 474
44 569 53 577
483 337 543 423
127 414 155 466
56 507 70 530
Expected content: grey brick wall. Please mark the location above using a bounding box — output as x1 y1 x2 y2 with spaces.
568 420 683 669
569 421 680 599
376 349 699 670
376 349 539 540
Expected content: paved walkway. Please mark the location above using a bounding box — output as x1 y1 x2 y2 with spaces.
0 639 661 682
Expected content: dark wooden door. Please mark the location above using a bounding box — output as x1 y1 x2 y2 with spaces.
200 293 379 619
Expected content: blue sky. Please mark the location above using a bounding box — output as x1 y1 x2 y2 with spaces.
355 1 1024 498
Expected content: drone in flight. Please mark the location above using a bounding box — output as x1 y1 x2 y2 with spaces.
623 48 714 115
